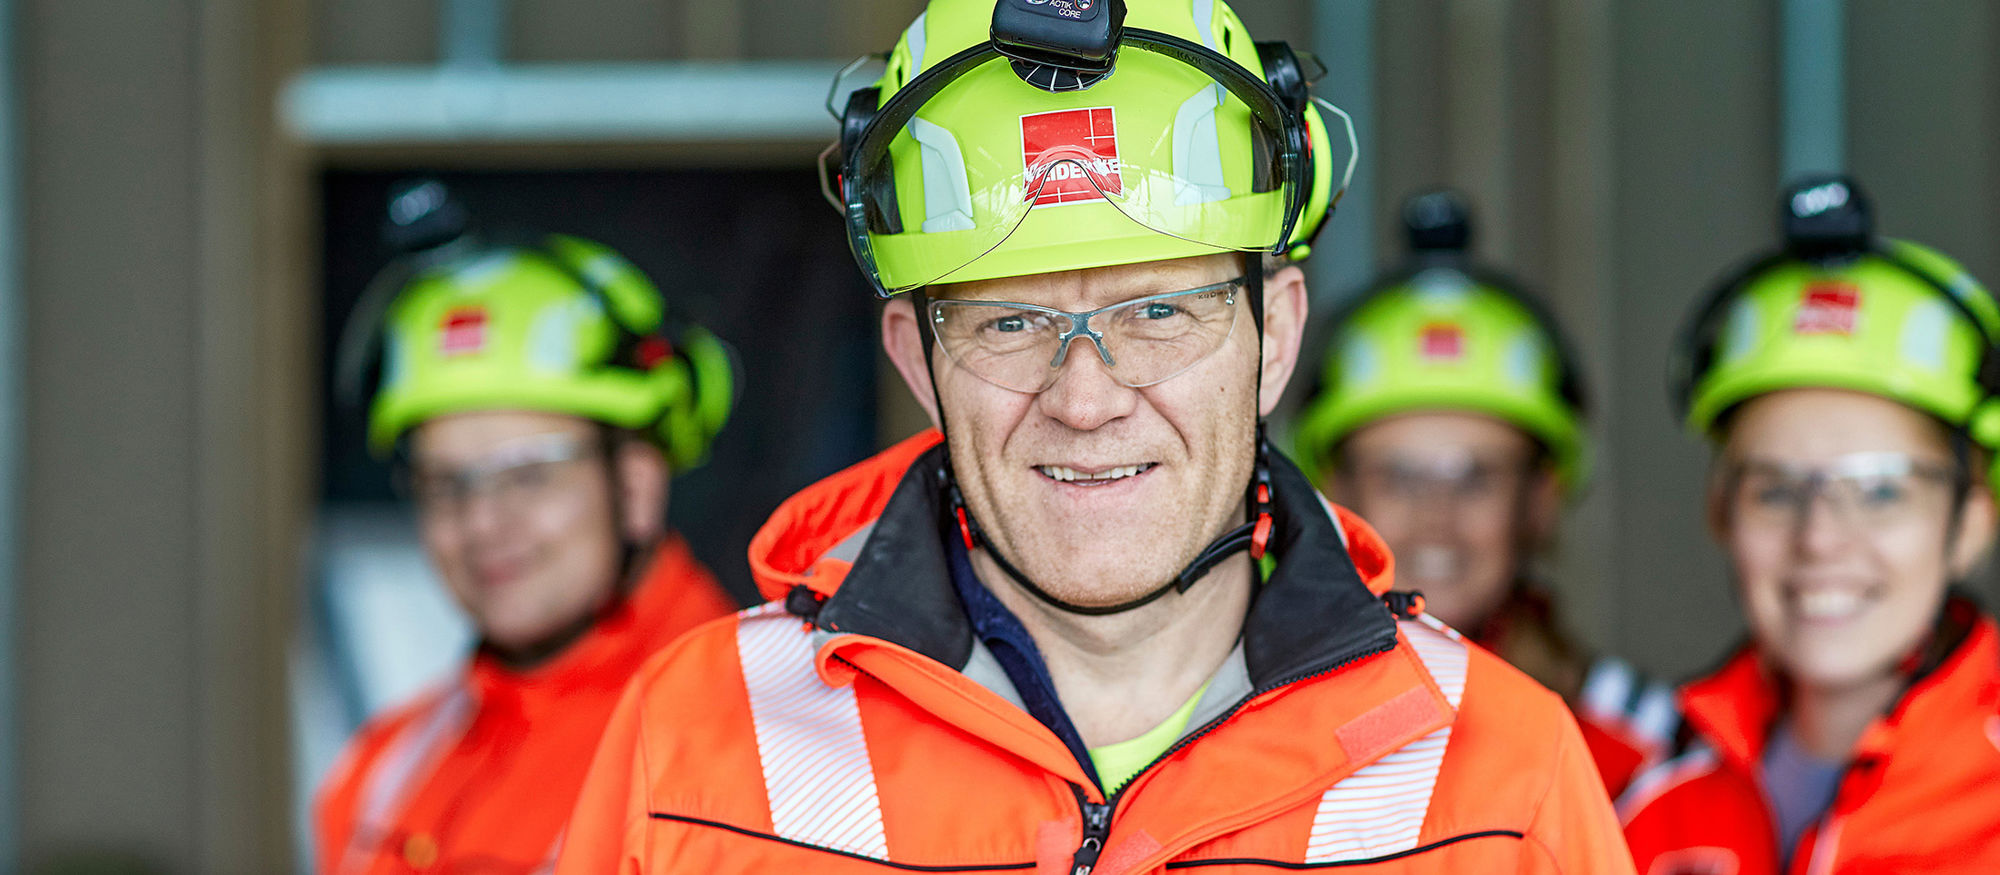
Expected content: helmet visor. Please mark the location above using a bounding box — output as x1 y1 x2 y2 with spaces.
838 34 1310 296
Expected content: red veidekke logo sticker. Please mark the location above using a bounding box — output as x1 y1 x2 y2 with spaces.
1021 107 1123 207
440 306 489 356
1419 322 1465 361
1794 281 1860 336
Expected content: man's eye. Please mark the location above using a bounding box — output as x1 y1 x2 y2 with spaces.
1140 302 1183 320
993 315 1026 333
1751 483 1800 507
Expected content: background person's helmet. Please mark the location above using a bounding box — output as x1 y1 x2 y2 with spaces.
1670 174 2000 489
1292 190 1589 491
358 183 735 471
824 0 1356 296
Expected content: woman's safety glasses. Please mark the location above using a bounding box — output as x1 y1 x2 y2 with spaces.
1721 451 1964 534
403 433 602 523
929 276 1245 394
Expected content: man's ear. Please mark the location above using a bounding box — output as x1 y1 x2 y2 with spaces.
1258 264 1310 416
882 297 942 429
614 439 670 544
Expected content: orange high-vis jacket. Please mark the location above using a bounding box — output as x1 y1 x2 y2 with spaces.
1618 599 2000 874
313 537 737 875
556 432 1634 873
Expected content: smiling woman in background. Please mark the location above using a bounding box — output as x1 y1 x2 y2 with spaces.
1620 175 2000 873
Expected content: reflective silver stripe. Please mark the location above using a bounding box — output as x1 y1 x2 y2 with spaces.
337 685 475 875
1580 656 1680 753
1302 618 1465 863
737 604 891 859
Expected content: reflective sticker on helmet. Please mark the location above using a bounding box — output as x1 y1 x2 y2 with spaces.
1419 322 1464 362
1794 281 1860 336
1021 107 1123 207
1900 299 1950 372
440 307 488 356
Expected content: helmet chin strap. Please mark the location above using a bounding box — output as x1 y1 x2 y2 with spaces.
915 256 1276 617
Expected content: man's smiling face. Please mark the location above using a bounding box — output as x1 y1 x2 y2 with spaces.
926 254 1272 609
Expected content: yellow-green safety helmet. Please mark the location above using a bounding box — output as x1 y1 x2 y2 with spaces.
1293 190 1589 491
1671 175 2000 490
824 0 1357 296
367 231 735 472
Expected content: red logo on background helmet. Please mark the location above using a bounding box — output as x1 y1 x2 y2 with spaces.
440 307 488 356
1021 107 1123 207
1794 281 1860 336
1420 322 1465 361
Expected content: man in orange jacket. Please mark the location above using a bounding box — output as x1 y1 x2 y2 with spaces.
1619 176 2000 872
1293 190 1677 797
558 1 1632 871
313 182 740 874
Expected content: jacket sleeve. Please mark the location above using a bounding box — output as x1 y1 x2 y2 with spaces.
555 672 654 875
1519 708 1639 874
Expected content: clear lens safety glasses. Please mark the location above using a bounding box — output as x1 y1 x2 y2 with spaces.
928 276 1244 394
1723 451 1964 533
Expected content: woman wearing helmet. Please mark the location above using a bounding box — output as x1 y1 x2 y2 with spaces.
559 2 1630 871
1619 176 2000 873
1294 189 1676 797
315 182 740 874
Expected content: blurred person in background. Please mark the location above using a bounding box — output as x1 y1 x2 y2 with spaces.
1292 189 1677 797
556 0 1631 870
313 181 740 874
1619 175 2000 872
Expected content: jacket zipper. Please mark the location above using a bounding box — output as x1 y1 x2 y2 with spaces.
1062 634 1399 870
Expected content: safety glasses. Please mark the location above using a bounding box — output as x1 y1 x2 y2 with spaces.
402 432 603 522
928 276 1244 394
1720 451 1964 533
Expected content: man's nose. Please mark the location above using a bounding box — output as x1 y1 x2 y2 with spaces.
1036 337 1137 431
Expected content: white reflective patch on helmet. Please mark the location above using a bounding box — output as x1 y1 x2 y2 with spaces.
1504 331 1543 389
527 298 593 374
1719 297 1761 365
1341 334 1381 387
908 116 975 233
1900 299 1951 372
453 252 516 290
1409 268 1474 303
1172 84 1230 206
902 11 927 71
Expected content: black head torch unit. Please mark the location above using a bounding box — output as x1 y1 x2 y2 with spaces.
990 0 1128 91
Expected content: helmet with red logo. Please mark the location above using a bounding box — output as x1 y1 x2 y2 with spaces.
822 0 1356 296
1670 174 2000 487
1292 190 1589 490
358 182 735 471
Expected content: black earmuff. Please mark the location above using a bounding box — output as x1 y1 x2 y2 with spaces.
1667 175 2000 422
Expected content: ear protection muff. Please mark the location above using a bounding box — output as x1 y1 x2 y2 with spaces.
1666 176 2000 424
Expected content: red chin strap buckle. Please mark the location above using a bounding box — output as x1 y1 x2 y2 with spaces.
955 505 976 551
1249 483 1273 560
